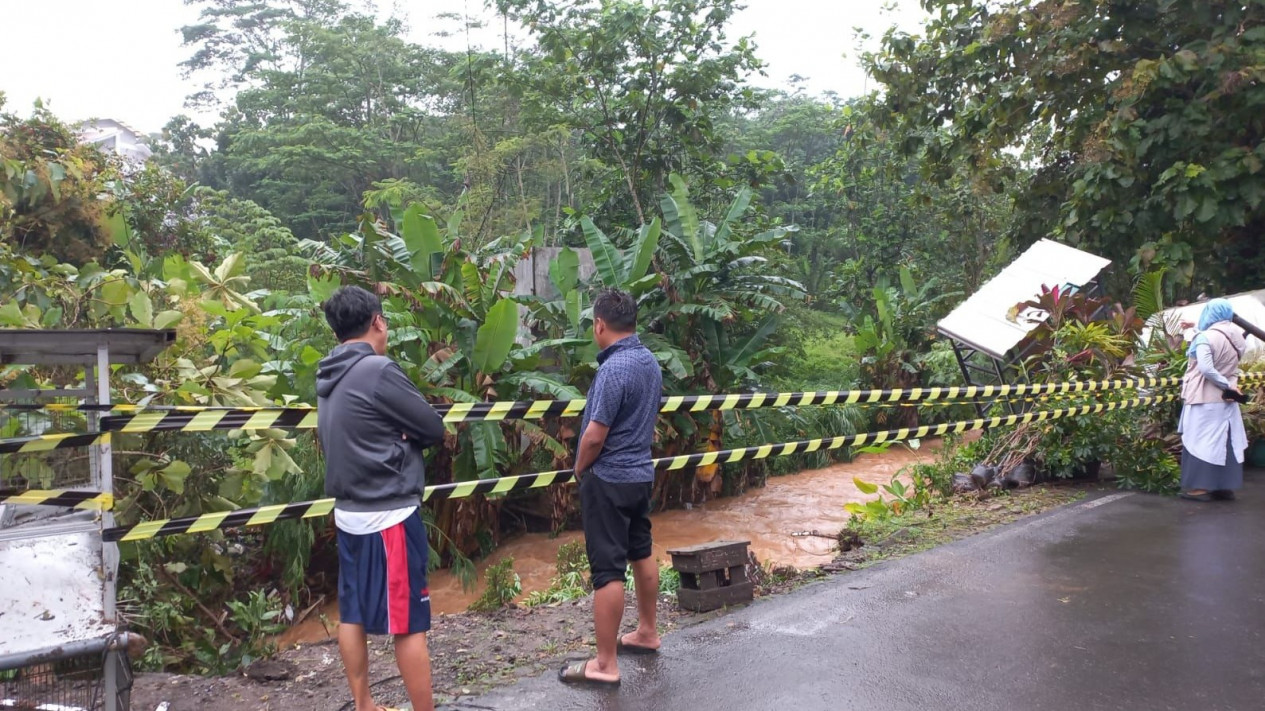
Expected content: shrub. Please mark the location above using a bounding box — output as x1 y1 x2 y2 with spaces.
777 331 859 391
1111 438 1181 494
468 558 521 612
523 542 592 607
658 564 681 595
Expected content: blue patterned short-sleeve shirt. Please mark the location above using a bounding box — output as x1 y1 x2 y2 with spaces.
580 335 663 484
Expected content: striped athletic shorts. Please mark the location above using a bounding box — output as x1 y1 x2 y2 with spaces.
337 513 431 635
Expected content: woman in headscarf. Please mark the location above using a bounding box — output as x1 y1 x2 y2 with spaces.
1179 299 1248 501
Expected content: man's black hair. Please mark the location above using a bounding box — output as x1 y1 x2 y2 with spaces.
323 285 382 342
593 287 637 332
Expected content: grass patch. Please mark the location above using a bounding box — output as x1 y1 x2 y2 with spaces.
839 485 1088 566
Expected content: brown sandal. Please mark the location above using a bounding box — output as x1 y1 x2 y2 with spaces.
617 635 660 655
558 659 620 687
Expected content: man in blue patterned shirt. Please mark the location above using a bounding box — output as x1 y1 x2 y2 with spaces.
559 288 664 688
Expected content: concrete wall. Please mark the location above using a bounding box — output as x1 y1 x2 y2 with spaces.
512 247 597 300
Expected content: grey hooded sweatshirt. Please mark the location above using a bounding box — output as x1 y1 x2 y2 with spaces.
316 342 445 512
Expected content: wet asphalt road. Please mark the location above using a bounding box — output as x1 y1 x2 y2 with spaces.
456 472 1265 711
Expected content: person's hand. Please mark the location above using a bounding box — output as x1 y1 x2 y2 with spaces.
1222 388 1248 404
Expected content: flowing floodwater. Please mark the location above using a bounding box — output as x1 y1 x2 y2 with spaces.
278 444 934 645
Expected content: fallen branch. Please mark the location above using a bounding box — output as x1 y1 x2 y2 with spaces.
292 594 326 629
158 566 240 646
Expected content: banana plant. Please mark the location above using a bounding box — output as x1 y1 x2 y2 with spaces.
851 265 962 427
307 199 579 554
535 177 805 491
652 177 805 487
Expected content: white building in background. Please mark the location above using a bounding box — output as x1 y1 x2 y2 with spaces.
77 118 152 164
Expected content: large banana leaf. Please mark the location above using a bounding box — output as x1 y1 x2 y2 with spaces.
676 264 721 281
426 386 481 403
640 333 694 380
549 247 581 295
469 421 507 480
401 204 443 280
735 291 788 313
565 287 583 334
515 420 569 459
665 302 735 322
625 273 661 297
508 337 591 363
581 217 625 286
726 315 781 368
727 256 767 269
663 174 702 263
749 226 791 246
627 218 662 283
471 298 519 374
499 372 584 399
714 187 753 244
420 350 465 385
898 265 918 297
460 262 485 314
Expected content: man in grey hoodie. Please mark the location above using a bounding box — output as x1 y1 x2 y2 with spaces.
317 285 445 711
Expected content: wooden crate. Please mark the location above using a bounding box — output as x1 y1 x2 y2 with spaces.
667 540 754 612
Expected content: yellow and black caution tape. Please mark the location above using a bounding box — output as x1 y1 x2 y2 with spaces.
91 374 1192 435
0 488 113 511
7 372 1263 452
13 369 1261 414
103 409 320 434
0 431 110 456
101 392 1177 542
0 403 125 412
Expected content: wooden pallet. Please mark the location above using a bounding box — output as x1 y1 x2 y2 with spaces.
667 540 754 612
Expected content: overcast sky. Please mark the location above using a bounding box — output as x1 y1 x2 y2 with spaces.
2 0 925 134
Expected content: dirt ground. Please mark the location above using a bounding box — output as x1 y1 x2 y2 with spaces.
127 483 1090 711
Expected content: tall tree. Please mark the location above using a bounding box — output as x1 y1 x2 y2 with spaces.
495 0 763 226
179 0 348 108
182 2 464 238
867 0 1265 297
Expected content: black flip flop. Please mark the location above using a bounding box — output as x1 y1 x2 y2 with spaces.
1180 491 1213 502
1211 490 1237 501
617 638 660 655
558 659 620 687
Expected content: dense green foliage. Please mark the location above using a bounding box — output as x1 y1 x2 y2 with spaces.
867 0 1265 298
3 0 1262 673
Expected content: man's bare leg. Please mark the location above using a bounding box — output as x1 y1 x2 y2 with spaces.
338 623 376 711
623 556 661 650
394 632 435 711
586 580 625 681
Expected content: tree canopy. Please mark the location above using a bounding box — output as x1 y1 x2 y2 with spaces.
867 0 1265 296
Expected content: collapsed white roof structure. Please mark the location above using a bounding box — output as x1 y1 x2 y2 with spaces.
937 239 1112 360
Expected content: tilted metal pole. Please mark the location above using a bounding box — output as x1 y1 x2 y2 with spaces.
96 343 123 711
1232 314 1265 344
0 633 131 673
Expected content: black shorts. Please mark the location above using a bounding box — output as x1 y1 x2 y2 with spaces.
580 474 654 589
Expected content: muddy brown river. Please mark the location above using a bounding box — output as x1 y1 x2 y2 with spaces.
279 444 933 645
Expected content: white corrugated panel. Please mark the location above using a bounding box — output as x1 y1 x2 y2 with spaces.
937 239 1111 358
